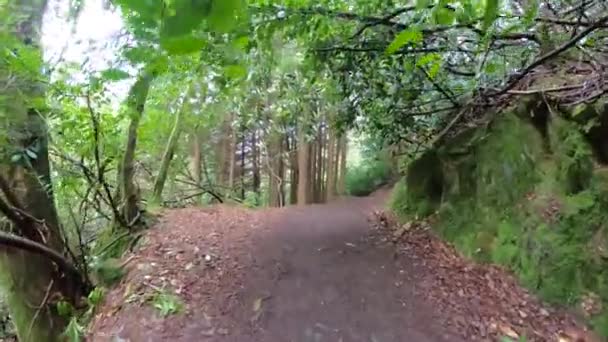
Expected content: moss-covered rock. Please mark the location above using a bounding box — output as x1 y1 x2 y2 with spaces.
390 101 608 337
403 150 444 217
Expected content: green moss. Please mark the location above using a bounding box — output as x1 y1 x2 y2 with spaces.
392 106 608 337
388 178 409 220
549 117 594 194
404 150 444 217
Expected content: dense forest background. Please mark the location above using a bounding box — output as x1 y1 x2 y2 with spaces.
1 0 608 340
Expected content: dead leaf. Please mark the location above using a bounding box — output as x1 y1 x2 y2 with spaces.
498 323 519 339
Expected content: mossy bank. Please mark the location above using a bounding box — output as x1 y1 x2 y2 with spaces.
390 97 608 336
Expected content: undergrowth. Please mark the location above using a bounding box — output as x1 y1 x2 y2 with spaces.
346 158 391 196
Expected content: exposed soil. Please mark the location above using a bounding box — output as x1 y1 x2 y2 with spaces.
89 191 599 342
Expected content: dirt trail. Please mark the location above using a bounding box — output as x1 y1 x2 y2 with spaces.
213 194 458 341
90 192 594 342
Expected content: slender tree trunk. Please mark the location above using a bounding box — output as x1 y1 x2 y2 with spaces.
333 133 341 195
337 135 348 195
318 126 326 202
252 130 260 198
240 132 246 200
228 128 236 189
152 101 185 203
215 115 232 188
289 132 298 205
190 128 202 187
326 126 337 201
297 125 310 205
309 137 317 203
267 131 283 207
0 2 88 341
118 71 155 227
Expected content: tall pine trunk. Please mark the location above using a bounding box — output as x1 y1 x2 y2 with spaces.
326 126 337 201
289 132 298 205
228 128 236 189
267 132 283 207
252 130 260 199
297 125 310 205
337 135 348 195
309 138 317 203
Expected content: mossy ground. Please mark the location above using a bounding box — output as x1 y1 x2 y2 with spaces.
390 105 608 336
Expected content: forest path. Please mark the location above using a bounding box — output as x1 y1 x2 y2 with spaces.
90 191 593 342
206 191 457 342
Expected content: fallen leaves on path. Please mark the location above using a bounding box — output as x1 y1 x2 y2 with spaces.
89 205 266 341
370 211 601 342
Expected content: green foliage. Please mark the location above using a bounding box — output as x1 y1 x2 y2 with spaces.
345 158 391 197
62 318 84 342
386 28 423 55
152 291 183 317
243 191 262 208
482 0 500 31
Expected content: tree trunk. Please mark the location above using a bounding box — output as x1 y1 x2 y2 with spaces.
326 126 337 201
118 70 155 227
252 130 260 201
0 2 88 341
228 128 236 189
240 132 246 200
267 132 283 207
337 135 348 195
215 117 231 188
297 125 310 205
152 101 185 203
289 132 298 205
278 138 285 206
309 137 317 203
318 126 326 202
333 133 341 195
190 128 202 188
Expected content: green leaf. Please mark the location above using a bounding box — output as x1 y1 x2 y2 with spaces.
87 287 105 307
433 7 454 26
161 0 212 37
386 28 423 55
233 35 250 51
482 0 500 31
428 60 442 79
62 318 84 342
100 68 130 81
224 64 247 80
458 0 476 23
207 0 244 33
416 52 441 67
416 0 431 10
160 35 205 55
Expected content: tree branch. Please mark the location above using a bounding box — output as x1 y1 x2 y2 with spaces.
0 230 81 279
494 15 608 95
